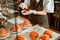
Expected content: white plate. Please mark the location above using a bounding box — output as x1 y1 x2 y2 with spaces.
10 24 32 34
0 33 10 39
6 25 60 40
10 29 22 34
7 17 24 24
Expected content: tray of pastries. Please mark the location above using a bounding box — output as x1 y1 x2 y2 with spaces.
5 25 60 40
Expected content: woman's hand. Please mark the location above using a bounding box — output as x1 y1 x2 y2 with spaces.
21 9 47 15
21 10 29 15
21 10 36 15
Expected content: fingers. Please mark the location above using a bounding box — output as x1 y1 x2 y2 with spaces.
21 10 29 15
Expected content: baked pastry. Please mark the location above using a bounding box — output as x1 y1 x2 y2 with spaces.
44 30 53 38
0 18 5 22
39 34 50 40
30 31 38 40
13 35 24 40
10 24 22 33
0 28 8 37
23 19 31 28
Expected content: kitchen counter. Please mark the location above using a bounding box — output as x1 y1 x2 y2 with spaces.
0 16 59 40
6 16 60 34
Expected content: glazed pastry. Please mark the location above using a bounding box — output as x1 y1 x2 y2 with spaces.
0 18 5 22
0 28 8 37
10 24 22 32
23 19 31 28
30 31 38 40
39 34 50 40
14 35 25 40
44 30 53 38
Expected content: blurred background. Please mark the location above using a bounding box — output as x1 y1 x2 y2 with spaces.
0 0 60 31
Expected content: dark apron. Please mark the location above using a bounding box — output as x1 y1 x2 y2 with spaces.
28 0 49 28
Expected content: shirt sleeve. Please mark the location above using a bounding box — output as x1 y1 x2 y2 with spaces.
43 0 54 13
24 0 30 6
19 0 30 9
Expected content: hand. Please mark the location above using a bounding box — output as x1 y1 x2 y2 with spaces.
21 10 36 15
21 10 29 15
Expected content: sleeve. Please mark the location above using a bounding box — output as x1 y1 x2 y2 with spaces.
43 0 54 13
24 0 30 6
19 0 30 9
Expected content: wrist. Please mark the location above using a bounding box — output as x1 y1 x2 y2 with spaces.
37 11 47 15
29 10 37 14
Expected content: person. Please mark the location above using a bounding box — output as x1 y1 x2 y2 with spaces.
19 0 54 28
18 0 28 18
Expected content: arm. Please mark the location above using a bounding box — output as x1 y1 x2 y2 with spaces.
28 10 47 15
36 10 47 15
43 0 54 13
21 0 54 15
35 0 54 15
19 0 46 15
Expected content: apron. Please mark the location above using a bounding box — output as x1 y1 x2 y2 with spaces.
28 0 49 28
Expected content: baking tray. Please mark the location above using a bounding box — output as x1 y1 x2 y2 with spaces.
55 36 60 40
6 25 60 40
